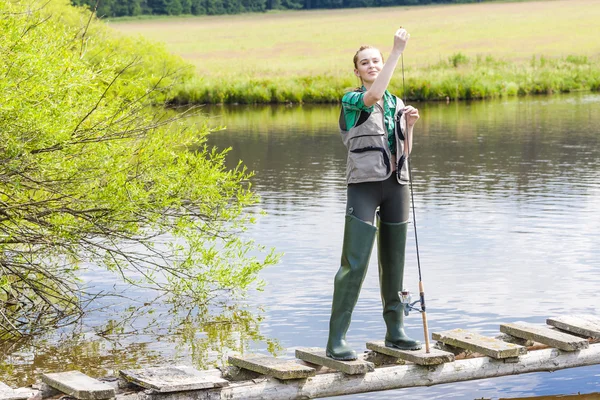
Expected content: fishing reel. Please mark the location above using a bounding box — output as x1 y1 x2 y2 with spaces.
399 290 423 316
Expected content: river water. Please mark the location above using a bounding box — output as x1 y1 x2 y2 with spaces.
201 93 600 399
3 93 600 399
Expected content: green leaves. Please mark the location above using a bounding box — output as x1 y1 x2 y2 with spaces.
0 0 278 339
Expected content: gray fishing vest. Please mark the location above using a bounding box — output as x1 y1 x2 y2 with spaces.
339 96 409 185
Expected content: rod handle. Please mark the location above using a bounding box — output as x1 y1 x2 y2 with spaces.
421 310 430 353
419 281 430 353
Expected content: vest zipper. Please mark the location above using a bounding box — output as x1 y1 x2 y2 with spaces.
375 103 392 175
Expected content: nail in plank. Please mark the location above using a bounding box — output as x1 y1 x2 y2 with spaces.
432 329 525 359
295 347 374 375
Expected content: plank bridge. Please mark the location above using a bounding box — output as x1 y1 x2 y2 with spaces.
2 315 600 400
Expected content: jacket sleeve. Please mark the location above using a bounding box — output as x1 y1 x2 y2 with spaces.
341 91 373 130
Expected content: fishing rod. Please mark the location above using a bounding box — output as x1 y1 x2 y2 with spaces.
399 47 431 354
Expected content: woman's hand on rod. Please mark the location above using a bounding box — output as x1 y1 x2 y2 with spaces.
403 105 419 128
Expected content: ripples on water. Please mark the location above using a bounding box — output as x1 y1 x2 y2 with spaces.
3 94 600 399
205 93 600 399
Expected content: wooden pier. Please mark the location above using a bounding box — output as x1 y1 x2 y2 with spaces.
2 314 600 400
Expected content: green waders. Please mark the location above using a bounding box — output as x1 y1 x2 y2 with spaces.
377 214 422 350
326 214 377 361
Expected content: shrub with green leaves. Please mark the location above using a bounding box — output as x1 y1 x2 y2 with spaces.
0 0 278 339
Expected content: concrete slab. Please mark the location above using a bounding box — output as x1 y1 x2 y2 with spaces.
501 322 589 351
432 329 525 359
366 341 455 365
547 315 600 339
228 355 316 380
119 366 229 392
41 371 115 400
295 347 374 375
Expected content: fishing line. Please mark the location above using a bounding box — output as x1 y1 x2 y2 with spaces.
401 54 422 283
402 54 422 283
401 49 431 353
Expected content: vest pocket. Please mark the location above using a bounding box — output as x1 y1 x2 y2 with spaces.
344 121 390 181
348 146 390 180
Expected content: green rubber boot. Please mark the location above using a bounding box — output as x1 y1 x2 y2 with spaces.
377 214 422 351
326 214 377 360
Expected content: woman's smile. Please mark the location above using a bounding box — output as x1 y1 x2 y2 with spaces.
354 47 384 83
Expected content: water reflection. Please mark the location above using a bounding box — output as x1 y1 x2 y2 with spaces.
202 93 600 399
2 93 599 399
501 393 600 400
0 289 278 387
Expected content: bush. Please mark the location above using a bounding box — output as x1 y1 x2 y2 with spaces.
0 0 278 339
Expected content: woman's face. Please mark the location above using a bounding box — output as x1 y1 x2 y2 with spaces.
354 48 383 84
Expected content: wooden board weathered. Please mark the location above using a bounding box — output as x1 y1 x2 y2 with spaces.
42 371 115 400
119 366 229 392
110 344 600 400
500 322 589 351
228 355 315 380
366 341 455 365
432 329 525 359
295 348 374 375
364 350 406 366
0 382 36 400
547 315 600 339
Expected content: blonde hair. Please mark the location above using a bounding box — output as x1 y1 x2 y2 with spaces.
353 45 384 68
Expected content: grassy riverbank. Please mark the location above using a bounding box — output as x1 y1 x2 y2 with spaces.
110 0 600 103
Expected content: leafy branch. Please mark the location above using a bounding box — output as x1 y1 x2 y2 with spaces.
0 0 279 342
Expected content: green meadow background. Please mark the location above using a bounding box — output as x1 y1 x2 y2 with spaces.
111 0 600 103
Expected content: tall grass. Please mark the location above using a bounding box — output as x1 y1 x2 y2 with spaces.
170 54 600 104
110 0 600 104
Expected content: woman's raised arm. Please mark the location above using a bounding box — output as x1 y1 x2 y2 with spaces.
363 28 410 107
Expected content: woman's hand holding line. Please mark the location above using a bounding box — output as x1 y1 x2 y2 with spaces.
392 28 410 55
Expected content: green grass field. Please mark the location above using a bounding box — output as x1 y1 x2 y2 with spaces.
110 0 600 103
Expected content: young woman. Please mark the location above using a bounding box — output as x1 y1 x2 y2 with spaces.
326 28 422 361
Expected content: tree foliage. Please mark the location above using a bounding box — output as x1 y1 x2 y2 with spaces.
0 0 278 340
71 0 482 17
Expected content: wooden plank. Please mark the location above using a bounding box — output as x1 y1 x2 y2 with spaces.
500 322 589 351
0 385 36 400
294 347 374 375
432 329 525 359
0 382 32 400
547 315 600 339
364 350 406 367
119 366 229 392
116 343 600 400
0 383 11 395
42 371 116 400
366 341 455 365
228 355 315 380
